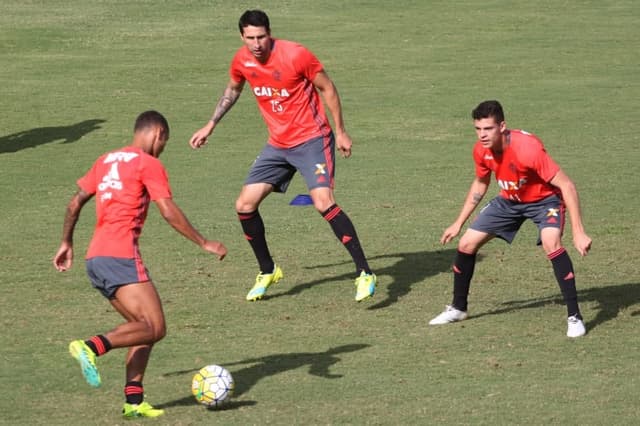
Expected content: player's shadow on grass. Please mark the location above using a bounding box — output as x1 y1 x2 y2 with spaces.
0 119 105 154
473 282 640 332
159 343 370 409
270 249 469 310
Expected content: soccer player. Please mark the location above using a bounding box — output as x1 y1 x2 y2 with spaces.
429 100 592 337
189 10 376 302
53 111 227 418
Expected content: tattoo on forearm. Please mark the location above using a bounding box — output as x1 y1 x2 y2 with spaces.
211 88 240 123
61 204 80 243
471 192 483 205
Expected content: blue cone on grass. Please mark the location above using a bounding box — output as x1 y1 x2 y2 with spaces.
289 194 313 206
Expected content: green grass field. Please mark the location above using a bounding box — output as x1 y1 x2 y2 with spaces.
1 1 639 424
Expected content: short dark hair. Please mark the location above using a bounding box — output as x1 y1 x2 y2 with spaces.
238 10 270 34
472 100 505 123
134 110 169 138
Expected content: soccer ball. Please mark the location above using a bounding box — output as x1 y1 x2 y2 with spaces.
192 364 235 408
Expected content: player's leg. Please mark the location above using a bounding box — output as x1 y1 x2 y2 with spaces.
430 197 522 325
430 229 494 324
539 228 585 337
541 227 585 337
310 186 376 301
239 144 294 300
310 186 371 275
109 281 166 417
68 257 147 388
237 182 276 274
238 182 286 301
530 195 585 337
293 133 375 301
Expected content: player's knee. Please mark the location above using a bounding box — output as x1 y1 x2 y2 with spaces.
147 320 166 343
310 191 335 212
457 239 478 254
540 228 562 254
153 323 166 342
313 199 333 213
140 313 166 343
235 197 257 213
542 241 563 255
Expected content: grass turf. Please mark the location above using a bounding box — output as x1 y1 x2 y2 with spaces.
1 0 639 424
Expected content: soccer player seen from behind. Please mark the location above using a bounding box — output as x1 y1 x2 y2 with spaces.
430 100 592 337
53 111 227 418
189 10 376 302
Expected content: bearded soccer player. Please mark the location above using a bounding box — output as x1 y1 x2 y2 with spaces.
53 111 227 418
189 10 376 302
429 100 592 337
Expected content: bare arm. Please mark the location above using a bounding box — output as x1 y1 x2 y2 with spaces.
189 78 245 149
154 198 227 260
441 176 491 244
313 70 352 158
550 169 592 256
53 189 93 271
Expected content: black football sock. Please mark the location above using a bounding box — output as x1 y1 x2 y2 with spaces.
451 250 476 312
548 248 581 319
322 204 371 274
125 381 144 405
238 210 275 273
85 335 112 356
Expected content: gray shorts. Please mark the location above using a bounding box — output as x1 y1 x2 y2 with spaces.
245 133 335 193
86 256 151 299
470 194 565 244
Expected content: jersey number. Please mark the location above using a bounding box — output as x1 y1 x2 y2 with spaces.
270 100 283 113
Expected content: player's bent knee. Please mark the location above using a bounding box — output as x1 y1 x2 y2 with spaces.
542 242 563 255
144 319 166 343
309 190 335 212
152 324 166 342
457 240 480 254
313 200 333 213
235 198 258 213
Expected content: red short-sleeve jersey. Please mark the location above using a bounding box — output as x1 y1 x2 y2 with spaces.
230 39 331 148
473 129 560 203
77 146 172 259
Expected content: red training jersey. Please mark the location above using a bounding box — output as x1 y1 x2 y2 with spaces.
77 146 172 259
473 129 560 203
230 39 331 148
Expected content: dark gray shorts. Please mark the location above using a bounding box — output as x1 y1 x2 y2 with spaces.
86 256 151 299
470 194 565 244
245 133 335 193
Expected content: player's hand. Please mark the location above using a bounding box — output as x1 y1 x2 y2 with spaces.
440 223 462 245
573 232 592 257
203 240 228 260
336 131 352 158
53 243 73 271
189 122 215 149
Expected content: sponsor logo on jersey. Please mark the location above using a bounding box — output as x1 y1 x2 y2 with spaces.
253 86 290 98
103 151 138 164
497 178 528 202
99 151 139 202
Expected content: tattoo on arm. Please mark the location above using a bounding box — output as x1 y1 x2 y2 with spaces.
211 87 241 124
61 191 92 243
471 192 483 205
